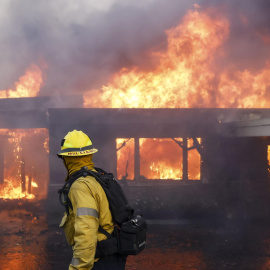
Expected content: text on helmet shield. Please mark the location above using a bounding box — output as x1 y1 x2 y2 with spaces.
67 150 92 155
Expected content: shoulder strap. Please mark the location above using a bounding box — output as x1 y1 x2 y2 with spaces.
58 166 109 213
58 168 86 214
58 167 115 237
98 225 113 239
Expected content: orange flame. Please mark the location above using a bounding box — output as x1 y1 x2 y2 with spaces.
149 162 182 180
31 181 38 188
0 129 48 200
84 8 270 109
85 8 270 180
140 138 183 180
116 138 201 181
0 179 35 199
84 9 230 108
116 138 134 180
0 64 43 99
43 137 49 154
218 67 270 108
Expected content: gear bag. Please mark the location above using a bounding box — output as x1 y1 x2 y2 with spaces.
58 166 147 257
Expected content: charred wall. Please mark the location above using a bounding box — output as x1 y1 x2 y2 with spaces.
48 108 270 224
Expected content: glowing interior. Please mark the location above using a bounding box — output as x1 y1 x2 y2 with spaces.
116 137 201 181
0 128 49 200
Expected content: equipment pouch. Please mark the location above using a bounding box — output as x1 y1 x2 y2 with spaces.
119 215 147 255
96 237 118 258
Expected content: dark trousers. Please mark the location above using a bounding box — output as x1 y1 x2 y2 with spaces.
92 254 126 270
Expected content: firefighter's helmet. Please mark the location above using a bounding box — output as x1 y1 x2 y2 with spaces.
57 130 98 157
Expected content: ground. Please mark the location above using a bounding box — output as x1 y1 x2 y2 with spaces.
1 200 270 270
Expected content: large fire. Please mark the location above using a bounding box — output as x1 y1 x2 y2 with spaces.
1 7 270 183
85 7 270 180
0 129 49 200
84 8 270 109
0 64 43 99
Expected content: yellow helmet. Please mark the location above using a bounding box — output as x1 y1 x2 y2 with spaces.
57 130 98 157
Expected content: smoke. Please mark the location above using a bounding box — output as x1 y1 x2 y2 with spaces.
201 0 270 71
0 0 270 96
0 0 193 95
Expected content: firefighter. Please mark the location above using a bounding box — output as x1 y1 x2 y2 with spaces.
58 130 126 270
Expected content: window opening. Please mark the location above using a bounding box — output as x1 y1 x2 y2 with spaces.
188 138 202 180
116 137 202 181
140 138 182 180
0 128 49 200
116 138 134 180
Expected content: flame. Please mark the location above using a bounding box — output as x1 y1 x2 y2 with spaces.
217 67 270 108
84 9 230 108
116 138 201 180
43 137 49 154
84 8 270 109
84 8 270 180
0 64 43 99
0 128 48 200
116 138 134 180
149 162 182 180
31 181 38 188
140 138 183 180
188 138 201 180
0 180 34 199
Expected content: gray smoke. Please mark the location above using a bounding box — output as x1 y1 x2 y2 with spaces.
201 0 270 71
0 0 192 95
0 0 270 96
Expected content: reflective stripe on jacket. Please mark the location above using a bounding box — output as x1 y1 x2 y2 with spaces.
59 175 114 270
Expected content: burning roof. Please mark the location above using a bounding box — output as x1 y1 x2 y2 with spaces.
1 2 270 109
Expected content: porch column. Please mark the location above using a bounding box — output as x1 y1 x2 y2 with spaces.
134 137 140 181
182 137 188 181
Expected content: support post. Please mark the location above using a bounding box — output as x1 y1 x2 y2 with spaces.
182 137 188 181
134 137 140 181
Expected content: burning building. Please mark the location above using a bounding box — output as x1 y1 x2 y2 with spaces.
0 96 83 201
46 108 270 223
2 2 270 269
1 2 270 225
1 98 270 224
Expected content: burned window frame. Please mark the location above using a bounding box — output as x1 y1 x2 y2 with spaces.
116 137 203 183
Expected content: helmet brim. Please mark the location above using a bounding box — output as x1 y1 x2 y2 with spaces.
57 148 98 157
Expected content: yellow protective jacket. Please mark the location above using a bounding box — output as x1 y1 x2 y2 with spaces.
59 155 114 270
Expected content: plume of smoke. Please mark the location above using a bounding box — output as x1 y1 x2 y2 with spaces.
0 0 193 95
1 0 270 96
201 0 270 71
